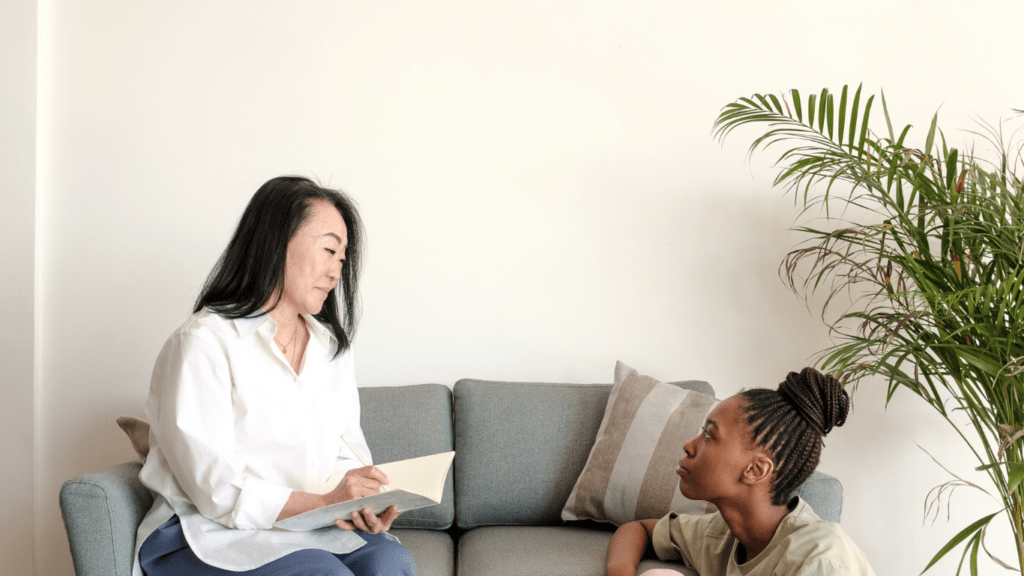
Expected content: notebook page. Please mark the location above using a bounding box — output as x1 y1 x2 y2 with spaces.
375 451 455 501
317 451 454 497
276 451 455 531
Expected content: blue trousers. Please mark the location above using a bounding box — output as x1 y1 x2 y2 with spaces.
140 516 417 576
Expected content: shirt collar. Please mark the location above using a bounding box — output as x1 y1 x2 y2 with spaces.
230 312 338 348
231 313 270 338
302 314 337 348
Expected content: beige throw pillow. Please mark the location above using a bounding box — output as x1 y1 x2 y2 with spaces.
561 361 718 525
116 415 151 465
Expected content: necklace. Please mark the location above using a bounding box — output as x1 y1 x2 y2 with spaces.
274 323 298 354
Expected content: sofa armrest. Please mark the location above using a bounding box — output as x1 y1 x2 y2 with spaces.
798 470 843 523
59 461 152 576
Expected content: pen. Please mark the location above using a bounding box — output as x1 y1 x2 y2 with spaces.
341 434 389 492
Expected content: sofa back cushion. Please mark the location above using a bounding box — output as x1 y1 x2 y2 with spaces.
453 379 712 529
358 384 455 529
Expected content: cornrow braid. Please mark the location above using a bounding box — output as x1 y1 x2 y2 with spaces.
739 367 850 506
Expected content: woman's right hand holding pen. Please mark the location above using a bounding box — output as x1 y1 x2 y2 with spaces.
326 466 400 534
276 465 396 531
325 465 389 503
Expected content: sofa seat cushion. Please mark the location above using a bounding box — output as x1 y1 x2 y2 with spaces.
388 529 454 576
456 526 696 576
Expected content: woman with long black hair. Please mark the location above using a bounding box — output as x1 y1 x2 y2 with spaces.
133 176 416 576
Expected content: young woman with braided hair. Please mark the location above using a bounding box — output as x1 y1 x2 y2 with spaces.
606 367 875 576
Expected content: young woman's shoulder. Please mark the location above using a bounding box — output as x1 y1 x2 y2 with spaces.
780 501 875 575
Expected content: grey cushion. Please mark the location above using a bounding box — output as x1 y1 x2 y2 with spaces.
59 461 152 576
453 380 711 529
458 526 611 576
454 381 615 529
359 384 455 529
797 470 843 523
457 526 698 576
389 529 454 576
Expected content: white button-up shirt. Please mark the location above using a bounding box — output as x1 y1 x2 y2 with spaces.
133 308 372 575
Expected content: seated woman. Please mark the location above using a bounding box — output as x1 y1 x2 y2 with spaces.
133 176 417 576
606 368 875 575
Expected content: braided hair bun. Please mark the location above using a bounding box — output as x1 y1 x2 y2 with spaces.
739 367 850 506
778 367 850 437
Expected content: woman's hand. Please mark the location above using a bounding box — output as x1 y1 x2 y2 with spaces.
324 466 390 504
276 465 396 523
336 505 401 534
327 466 402 533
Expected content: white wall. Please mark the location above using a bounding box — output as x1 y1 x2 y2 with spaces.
11 1 1023 574
0 0 37 574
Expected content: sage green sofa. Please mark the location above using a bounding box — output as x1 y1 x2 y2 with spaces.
60 380 843 576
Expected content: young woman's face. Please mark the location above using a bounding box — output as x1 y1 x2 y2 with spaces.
280 200 348 316
677 395 760 503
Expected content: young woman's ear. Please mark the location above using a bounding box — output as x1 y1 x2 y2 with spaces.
742 453 775 486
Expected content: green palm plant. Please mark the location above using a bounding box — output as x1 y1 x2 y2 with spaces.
713 85 1024 575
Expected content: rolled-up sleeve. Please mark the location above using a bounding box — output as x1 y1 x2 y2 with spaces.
150 330 291 530
653 510 721 571
652 512 682 561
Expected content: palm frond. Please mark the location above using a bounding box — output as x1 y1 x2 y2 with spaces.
717 86 1024 573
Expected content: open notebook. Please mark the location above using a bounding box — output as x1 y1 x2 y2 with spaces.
274 451 455 531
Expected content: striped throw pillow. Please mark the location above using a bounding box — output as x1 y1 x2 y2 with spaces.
561 361 719 525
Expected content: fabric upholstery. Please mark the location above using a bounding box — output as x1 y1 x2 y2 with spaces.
60 461 152 576
453 378 712 529
457 526 698 576
796 470 843 523
457 526 612 576
358 384 456 529
562 362 718 525
453 380 615 528
115 416 150 464
387 529 454 576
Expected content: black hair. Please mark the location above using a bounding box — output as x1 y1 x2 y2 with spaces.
194 176 363 357
739 367 850 506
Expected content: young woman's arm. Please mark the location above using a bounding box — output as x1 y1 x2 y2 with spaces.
607 519 659 576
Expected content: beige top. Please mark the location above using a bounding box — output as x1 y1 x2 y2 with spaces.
653 497 875 576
